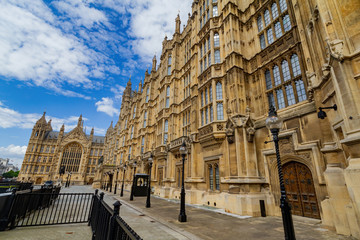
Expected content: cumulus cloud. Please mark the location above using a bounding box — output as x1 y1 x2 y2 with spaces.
121 0 193 62
110 84 126 100
0 101 105 135
0 144 27 168
0 0 119 99
95 97 119 117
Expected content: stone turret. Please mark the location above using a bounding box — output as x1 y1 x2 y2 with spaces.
152 55 157 72
175 14 181 34
77 114 83 128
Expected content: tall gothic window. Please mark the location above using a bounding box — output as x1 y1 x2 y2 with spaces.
208 162 220 191
257 16 263 32
271 3 279 19
213 5 218 17
130 125 134 139
143 111 147 128
60 142 82 173
214 33 220 47
145 86 150 103
141 136 145 153
266 54 307 109
280 0 287 12
216 82 223 100
264 9 270 26
164 120 168 144
165 86 170 108
167 55 172 75
133 106 136 118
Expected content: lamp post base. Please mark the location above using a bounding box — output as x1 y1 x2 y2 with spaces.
178 214 187 222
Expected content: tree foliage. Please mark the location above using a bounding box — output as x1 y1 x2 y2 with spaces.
2 170 19 178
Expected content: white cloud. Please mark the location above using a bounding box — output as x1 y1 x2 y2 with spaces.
110 84 126 100
120 0 193 62
53 0 110 29
0 102 105 135
0 0 119 99
95 97 119 116
0 144 27 168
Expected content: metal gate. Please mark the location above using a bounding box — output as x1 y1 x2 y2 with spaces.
8 191 94 228
283 161 320 219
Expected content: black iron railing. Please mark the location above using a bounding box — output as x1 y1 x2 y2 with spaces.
89 190 142 240
2 187 93 229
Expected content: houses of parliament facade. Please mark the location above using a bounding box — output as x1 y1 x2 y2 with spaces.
19 0 360 238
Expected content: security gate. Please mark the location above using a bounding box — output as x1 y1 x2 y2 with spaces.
283 162 320 219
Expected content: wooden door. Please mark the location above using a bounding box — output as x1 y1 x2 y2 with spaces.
283 162 320 219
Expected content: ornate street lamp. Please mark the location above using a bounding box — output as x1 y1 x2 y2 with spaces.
146 154 154 208
130 160 137 201
266 105 296 240
114 168 119 194
178 141 187 222
120 164 127 197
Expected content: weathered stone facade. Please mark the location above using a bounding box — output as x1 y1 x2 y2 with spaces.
95 0 360 237
18 113 104 186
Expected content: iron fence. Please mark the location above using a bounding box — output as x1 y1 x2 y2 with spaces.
4 187 93 228
89 190 142 240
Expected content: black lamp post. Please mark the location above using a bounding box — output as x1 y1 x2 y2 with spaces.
266 105 296 240
178 141 187 222
120 164 127 197
114 168 119 194
68 172 72 187
130 160 137 201
146 154 154 208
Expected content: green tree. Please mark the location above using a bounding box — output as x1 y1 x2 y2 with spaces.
2 170 19 178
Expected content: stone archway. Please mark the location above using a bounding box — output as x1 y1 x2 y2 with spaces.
283 161 320 219
35 177 42 184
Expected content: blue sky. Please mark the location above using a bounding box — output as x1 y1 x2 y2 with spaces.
0 0 192 167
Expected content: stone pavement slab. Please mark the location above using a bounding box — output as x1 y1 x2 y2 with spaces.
102 187 356 240
0 223 91 240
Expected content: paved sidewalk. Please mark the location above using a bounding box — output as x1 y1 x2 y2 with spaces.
102 188 355 240
0 186 356 240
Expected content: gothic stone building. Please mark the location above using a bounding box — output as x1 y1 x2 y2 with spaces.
18 113 104 185
94 0 360 237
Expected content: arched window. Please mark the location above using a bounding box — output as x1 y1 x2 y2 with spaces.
281 60 291 81
163 120 168 144
273 65 281 86
60 142 82 173
216 82 223 100
133 106 136 118
122 135 125 146
165 86 170 108
214 50 220 63
291 54 301 77
214 33 220 47
264 9 270 26
265 70 272 89
283 15 291 31
271 3 279 19
257 16 263 32
143 111 147 128
279 0 287 13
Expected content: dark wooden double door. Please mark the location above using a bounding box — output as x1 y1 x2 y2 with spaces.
283 162 320 219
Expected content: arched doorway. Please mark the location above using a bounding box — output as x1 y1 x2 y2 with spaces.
283 161 320 219
35 177 42 184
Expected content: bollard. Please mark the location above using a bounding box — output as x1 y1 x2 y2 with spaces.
260 200 266 217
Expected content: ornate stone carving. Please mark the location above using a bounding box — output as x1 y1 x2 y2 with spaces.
279 137 295 155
